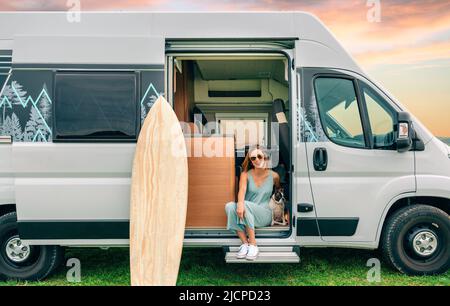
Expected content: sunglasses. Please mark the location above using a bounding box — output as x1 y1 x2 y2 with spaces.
250 154 266 161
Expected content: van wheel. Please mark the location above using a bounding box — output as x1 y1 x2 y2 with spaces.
0 212 64 281
381 205 450 275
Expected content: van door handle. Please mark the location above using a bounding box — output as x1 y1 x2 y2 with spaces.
313 147 328 171
298 203 314 213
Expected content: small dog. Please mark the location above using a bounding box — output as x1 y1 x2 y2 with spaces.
269 188 287 226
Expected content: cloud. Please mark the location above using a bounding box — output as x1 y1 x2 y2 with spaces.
0 0 168 11
355 40 450 67
0 0 449 73
0 0 448 134
0 0 66 10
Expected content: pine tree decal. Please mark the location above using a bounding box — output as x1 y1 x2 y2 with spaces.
11 81 27 106
0 84 13 125
141 106 147 124
140 83 162 124
0 81 52 142
304 94 328 142
0 116 9 136
1 113 23 141
23 107 49 142
141 94 158 124
6 82 27 141
38 84 51 122
11 113 23 141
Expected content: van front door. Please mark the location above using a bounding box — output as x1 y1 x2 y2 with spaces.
300 68 415 243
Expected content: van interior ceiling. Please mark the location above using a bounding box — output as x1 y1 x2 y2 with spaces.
172 55 291 237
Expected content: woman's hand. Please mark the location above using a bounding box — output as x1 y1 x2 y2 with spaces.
236 172 248 221
236 202 245 220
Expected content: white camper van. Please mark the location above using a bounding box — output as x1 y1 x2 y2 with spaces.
0 12 448 281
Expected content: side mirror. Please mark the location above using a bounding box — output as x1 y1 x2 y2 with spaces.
396 112 413 153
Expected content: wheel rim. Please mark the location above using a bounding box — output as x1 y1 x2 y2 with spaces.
404 223 444 262
5 236 31 263
411 230 438 257
1 230 41 268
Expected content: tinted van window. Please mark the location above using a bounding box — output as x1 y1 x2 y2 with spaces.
54 72 138 141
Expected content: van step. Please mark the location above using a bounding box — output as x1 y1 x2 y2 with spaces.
224 246 300 263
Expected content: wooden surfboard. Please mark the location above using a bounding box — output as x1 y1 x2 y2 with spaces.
130 96 188 286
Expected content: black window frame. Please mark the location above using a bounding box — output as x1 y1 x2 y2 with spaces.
312 74 372 150
52 71 141 143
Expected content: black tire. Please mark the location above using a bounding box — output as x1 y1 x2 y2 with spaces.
0 212 65 281
381 205 450 275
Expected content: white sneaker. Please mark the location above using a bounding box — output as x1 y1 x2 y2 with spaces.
246 244 259 261
236 243 249 259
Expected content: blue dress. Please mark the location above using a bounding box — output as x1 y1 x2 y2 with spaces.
225 170 273 232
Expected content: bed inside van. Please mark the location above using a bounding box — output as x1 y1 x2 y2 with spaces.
170 54 291 237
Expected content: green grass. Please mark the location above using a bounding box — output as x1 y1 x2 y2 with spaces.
1 247 449 286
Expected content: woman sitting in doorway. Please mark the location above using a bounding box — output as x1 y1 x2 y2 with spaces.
225 145 281 260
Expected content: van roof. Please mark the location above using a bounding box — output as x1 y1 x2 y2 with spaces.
0 11 364 74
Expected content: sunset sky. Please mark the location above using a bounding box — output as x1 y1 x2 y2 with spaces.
1 0 449 136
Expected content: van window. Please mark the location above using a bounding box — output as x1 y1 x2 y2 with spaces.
54 72 138 141
360 83 396 149
314 77 366 148
0 75 6 90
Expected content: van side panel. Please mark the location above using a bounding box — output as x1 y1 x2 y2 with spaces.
14 143 134 221
415 137 450 199
13 36 165 66
0 146 13 205
1 67 165 242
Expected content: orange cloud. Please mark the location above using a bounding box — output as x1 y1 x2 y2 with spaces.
0 0 448 135
0 0 167 11
355 41 450 67
2 0 447 68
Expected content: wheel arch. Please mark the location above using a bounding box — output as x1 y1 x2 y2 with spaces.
0 203 16 218
375 195 450 248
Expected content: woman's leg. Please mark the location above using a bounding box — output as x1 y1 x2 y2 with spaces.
236 230 248 244
225 202 247 243
241 201 273 245
246 226 256 245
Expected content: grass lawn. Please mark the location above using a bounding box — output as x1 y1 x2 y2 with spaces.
1 247 449 286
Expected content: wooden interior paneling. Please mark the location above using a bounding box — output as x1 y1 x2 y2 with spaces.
174 61 195 122
181 122 197 135
185 136 235 228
